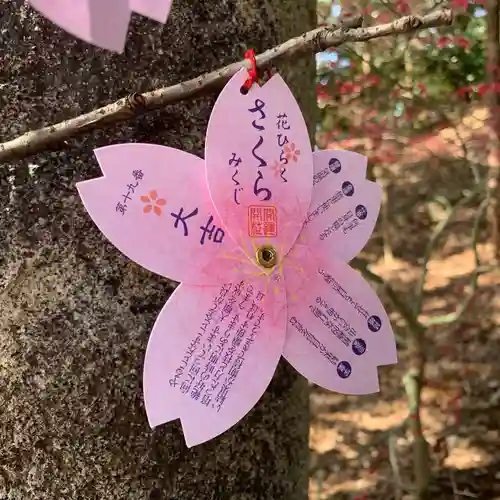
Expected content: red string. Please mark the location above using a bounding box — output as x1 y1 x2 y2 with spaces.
242 49 258 91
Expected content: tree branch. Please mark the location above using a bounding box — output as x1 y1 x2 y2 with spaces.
423 197 491 327
0 9 453 165
413 186 483 318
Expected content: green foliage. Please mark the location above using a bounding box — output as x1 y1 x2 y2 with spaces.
317 1 487 143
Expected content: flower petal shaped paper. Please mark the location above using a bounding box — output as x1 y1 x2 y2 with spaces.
205 70 313 258
77 69 398 447
28 0 173 52
129 0 173 23
77 144 244 286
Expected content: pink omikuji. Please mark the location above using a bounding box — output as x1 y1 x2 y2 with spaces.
77 68 398 447
28 0 173 52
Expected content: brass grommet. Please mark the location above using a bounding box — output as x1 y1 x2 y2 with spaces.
256 245 278 269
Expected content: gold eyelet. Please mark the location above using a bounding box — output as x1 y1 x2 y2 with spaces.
256 245 277 269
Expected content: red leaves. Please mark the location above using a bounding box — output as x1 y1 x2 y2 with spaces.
316 84 330 101
391 87 401 98
456 37 470 49
437 36 471 49
451 0 487 7
456 82 500 97
360 5 374 16
456 85 472 96
339 80 362 95
487 64 500 74
477 83 490 96
316 72 382 103
437 36 450 48
481 82 500 95
451 0 469 9
365 74 381 87
376 12 393 24
335 73 381 96
416 81 427 97
396 0 410 14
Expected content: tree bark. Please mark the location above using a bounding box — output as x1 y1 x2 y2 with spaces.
0 1 315 499
486 0 500 260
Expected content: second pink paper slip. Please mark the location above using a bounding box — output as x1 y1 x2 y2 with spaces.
28 0 173 52
77 69 398 447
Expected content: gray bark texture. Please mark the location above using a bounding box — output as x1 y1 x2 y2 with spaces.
0 1 316 499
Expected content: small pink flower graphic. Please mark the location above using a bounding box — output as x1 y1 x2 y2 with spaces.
284 142 301 162
141 190 166 215
271 160 283 178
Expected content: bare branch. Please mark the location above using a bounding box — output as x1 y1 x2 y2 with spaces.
0 9 453 165
413 186 483 318
388 433 404 500
423 197 491 327
403 368 431 495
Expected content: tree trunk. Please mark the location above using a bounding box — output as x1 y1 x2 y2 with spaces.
486 0 500 260
0 1 315 498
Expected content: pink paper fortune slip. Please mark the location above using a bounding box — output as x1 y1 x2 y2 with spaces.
76 69 398 447
28 0 173 53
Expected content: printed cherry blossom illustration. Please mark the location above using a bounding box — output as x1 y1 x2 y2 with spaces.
77 69 397 447
141 190 167 215
28 0 173 52
284 142 301 162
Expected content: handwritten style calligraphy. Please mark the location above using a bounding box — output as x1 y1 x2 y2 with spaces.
171 207 199 236
170 207 225 245
248 99 266 130
251 136 267 168
116 169 144 215
253 171 272 201
276 113 290 130
229 153 243 205
228 153 242 167
248 99 272 201
276 112 290 183
200 215 225 245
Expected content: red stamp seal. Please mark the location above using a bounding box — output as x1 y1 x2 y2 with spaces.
248 206 277 237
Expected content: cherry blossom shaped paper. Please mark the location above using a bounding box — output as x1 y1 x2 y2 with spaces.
77 69 398 447
28 0 173 52
129 0 173 23
205 70 397 394
279 149 397 394
77 143 285 447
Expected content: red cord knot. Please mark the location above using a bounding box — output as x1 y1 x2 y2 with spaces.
241 49 258 93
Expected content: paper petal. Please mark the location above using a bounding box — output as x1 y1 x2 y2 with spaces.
282 247 397 394
129 0 173 23
143 275 287 447
313 149 367 182
77 143 246 285
205 69 313 263
29 0 131 53
299 150 381 263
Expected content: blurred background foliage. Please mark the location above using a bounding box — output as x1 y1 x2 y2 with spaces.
310 2 500 499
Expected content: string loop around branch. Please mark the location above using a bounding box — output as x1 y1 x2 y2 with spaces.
241 49 258 94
